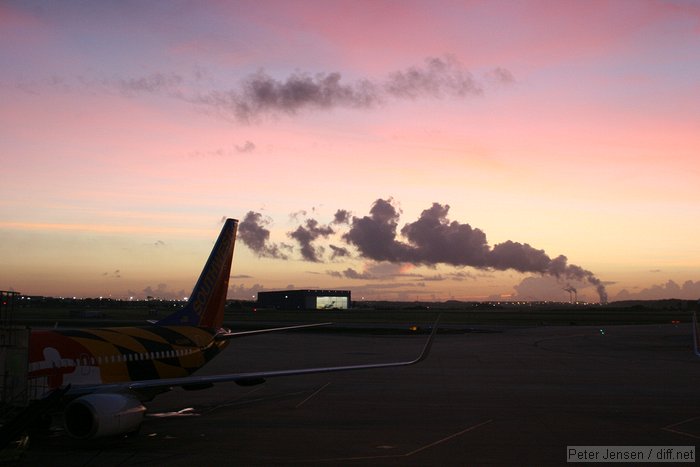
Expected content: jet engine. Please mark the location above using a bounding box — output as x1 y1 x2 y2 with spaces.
64 393 146 439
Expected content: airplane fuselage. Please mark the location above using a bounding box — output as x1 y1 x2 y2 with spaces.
9 218 433 442
27 326 228 396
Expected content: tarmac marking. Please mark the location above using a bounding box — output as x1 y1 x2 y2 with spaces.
661 416 700 440
295 382 331 408
313 419 493 462
404 419 494 457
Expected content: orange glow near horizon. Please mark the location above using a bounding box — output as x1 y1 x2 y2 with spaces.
1 1 699 303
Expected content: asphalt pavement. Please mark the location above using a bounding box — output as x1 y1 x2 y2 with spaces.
21 323 700 466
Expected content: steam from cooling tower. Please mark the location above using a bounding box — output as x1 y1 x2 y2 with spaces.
239 198 609 304
562 285 578 303
342 199 608 303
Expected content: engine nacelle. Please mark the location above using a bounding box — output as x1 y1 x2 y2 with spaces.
64 393 146 439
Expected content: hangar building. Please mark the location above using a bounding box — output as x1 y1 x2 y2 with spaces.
257 290 350 310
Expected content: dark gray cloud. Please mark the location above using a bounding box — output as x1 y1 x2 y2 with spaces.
327 262 428 282
196 71 378 122
329 244 350 259
228 282 266 300
344 199 608 303
333 209 351 224
238 211 287 259
338 268 375 280
235 141 256 153
136 283 187 301
26 57 512 124
112 72 184 96
384 56 482 99
400 202 490 266
289 210 308 222
489 240 551 273
288 219 334 262
485 67 516 85
615 279 700 301
237 197 606 303
193 56 509 122
341 198 412 262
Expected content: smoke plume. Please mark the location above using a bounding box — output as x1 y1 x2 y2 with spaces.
237 198 608 303
343 199 608 303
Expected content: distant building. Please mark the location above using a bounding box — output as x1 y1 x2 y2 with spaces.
257 290 351 310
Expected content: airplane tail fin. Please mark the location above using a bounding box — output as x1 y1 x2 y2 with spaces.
157 218 238 328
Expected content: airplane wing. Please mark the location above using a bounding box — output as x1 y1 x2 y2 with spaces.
215 322 333 340
66 321 438 397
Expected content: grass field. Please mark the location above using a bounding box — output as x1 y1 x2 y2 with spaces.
4 301 694 330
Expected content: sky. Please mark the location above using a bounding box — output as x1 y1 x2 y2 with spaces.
1 0 699 304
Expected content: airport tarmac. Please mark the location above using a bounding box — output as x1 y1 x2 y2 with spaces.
22 323 700 465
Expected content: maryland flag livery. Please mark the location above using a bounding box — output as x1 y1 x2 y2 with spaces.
23 218 435 441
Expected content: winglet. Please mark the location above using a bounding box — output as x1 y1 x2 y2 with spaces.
411 314 440 365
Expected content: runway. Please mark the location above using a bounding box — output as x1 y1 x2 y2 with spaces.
23 323 700 465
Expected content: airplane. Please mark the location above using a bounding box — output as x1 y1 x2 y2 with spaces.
23 218 436 440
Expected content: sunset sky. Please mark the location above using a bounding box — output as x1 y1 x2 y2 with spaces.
1 1 699 303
